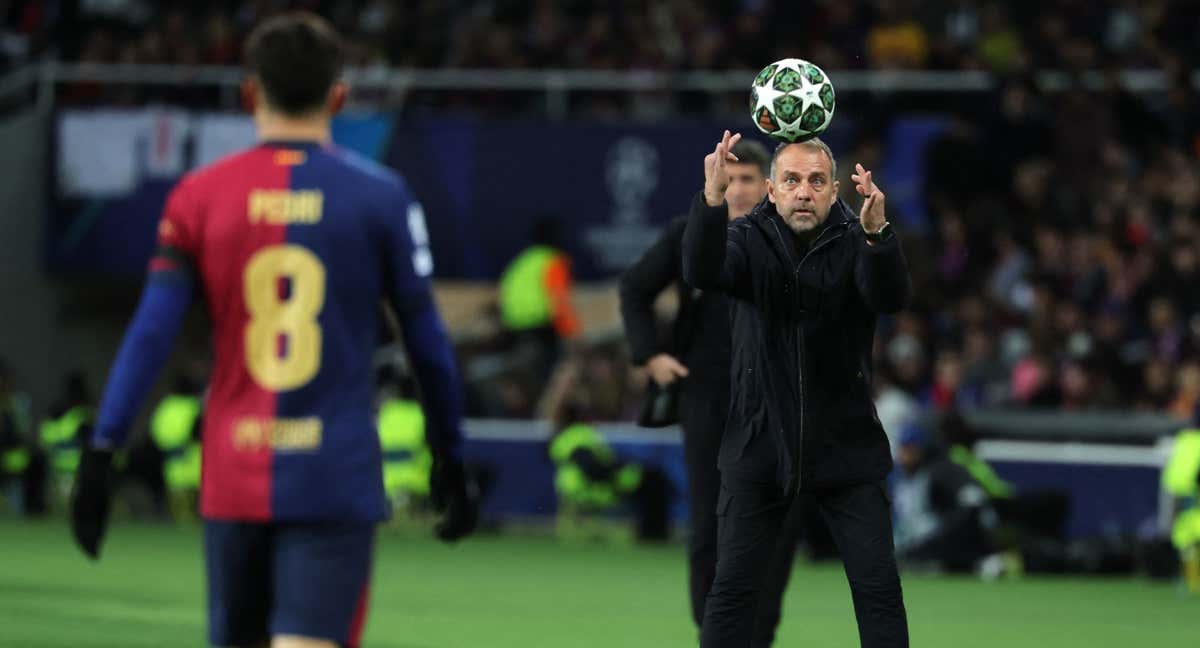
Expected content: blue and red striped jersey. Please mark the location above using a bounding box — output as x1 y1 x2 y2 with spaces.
146 141 451 522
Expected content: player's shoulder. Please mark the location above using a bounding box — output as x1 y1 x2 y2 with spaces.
324 147 413 201
171 146 271 198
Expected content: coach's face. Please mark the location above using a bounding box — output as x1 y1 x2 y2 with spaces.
768 145 839 234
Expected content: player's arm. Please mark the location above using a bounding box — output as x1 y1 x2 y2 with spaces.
682 130 752 299
395 298 464 462
71 187 197 559
380 196 475 542
619 217 684 366
621 217 692 387
92 277 192 449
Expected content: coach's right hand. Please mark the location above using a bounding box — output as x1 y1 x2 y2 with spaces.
430 456 478 543
704 129 742 207
645 353 689 387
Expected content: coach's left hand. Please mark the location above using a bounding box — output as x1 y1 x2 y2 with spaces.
851 163 887 234
70 443 115 560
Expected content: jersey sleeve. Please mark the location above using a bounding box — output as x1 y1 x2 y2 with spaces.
377 181 465 460
93 179 200 447
147 180 200 286
379 185 435 317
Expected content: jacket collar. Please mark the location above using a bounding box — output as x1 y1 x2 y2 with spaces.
747 197 856 267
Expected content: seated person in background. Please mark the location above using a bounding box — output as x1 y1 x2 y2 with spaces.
543 360 669 542
940 409 1013 499
0 361 34 514
940 409 1071 572
149 376 204 520
40 371 95 507
893 423 996 573
375 364 433 513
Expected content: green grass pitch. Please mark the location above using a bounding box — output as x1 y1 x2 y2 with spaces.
1 519 1196 647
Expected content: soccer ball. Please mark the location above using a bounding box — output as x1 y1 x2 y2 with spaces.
749 58 835 143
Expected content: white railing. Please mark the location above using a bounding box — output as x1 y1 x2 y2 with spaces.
3 61 1198 118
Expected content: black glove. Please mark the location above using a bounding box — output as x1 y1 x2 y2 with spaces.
70 446 115 560
430 456 478 543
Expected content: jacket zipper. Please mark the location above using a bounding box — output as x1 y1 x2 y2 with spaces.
768 218 845 494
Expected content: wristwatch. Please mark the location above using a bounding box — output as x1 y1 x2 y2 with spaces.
863 221 892 244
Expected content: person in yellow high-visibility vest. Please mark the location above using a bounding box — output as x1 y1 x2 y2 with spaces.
0 362 34 514
375 366 433 514
378 398 432 502
548 403 669 542
499 219 581 340
498 218 581 386
39 372 94 506
150 391 203 520
1162 414 1200 593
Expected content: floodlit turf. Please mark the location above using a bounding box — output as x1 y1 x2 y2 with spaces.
1 519 1197 647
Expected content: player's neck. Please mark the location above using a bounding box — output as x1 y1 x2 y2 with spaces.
255 111 332 145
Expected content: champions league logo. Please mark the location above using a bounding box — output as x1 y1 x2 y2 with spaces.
585 136 664 272
606 137 659 225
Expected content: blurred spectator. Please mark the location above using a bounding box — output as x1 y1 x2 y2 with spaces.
866 0 930 69
0 359 36 514
498 217 581 387
924 349 981 412
892 423 995 572
975 3 1024 75
39 371 94 509
543 358 669 542
375 365 433 513
1168 362 1200 421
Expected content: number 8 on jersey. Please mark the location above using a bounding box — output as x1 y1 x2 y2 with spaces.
243 244 327 391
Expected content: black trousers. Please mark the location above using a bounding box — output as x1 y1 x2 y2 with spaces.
701 479 909 648
681 378 802 647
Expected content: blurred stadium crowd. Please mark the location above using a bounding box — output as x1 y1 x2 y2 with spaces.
2 1 1198 73
0 2 1198 428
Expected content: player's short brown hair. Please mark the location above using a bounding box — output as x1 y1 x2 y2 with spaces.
730 139 770 178
244 12 345 116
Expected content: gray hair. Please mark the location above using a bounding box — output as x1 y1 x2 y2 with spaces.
770 137 837 182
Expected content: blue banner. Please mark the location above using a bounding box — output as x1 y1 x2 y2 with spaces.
49 110 863 279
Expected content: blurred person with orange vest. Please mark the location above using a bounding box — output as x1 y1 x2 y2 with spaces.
499 217 581 382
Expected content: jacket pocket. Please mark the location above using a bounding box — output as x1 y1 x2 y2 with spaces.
716 487 734 517
718 401 766 467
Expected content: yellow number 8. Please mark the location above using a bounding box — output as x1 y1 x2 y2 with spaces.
243 245 326 391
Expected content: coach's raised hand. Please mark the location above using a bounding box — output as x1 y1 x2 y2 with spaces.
851 162 887 235
703 130 742 207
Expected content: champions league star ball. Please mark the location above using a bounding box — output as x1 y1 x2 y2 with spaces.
749 58 835 142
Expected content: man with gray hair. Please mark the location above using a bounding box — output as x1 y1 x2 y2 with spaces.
621 137 806 647
683 130 912 647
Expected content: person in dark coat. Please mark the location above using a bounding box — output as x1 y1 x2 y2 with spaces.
684 130 912 648
620 140 808 646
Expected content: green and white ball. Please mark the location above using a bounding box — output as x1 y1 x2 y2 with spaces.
749 58 835 143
